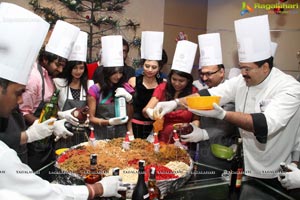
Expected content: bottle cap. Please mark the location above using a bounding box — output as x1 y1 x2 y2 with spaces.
89 129 95 140
124 132 130 142
139 160 145 168
173 130 179 140
153 132 159 144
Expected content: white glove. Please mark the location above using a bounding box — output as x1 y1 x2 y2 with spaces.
278 163 300 190
145 108 154 120
180 123 209 143
115 87 132 103
108 116 129 126
154 100 178 118
57 108 79 126
53 119 74 142
188 103 226 120
100 176 127 197
26 118 56 143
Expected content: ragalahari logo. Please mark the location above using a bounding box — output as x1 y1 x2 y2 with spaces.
240 2 254 16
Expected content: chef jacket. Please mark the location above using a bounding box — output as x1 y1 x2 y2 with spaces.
202 67 300 179
0 141 88 200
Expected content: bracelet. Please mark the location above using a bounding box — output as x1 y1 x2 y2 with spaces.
86 184 95 200
93 183 103 197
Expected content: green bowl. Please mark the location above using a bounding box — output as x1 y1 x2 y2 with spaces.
210 144 234 159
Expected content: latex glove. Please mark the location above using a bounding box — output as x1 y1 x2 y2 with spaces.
100 176 127 197
145 108 154 120
26 118 56 143
154 100 178 118
108 116 129 126
115 87 132 103
278 163 300 190
57 108 79 126
180 123 209 143
53 119 74 142
188 103 226 120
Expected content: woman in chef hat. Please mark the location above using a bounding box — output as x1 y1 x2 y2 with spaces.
144 40 200 144
128 31 166 139
88 35 134 139
53 31 89 148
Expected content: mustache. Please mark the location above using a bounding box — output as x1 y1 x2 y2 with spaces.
243 75 251 79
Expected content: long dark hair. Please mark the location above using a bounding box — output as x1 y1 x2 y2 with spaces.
63 61 88 93
93 66 125 98
165 70 194 101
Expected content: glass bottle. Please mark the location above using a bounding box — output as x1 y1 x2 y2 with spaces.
38 89 60 123
148 167 161 200
132 160 149 200
112 167 126 200
84 154 101 184
229 138 243 192
115 96 127 118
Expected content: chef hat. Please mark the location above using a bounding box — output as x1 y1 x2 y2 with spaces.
271 42 278 57
68 31 88 62
101 35 124 67
141 31 164 60
171 40 197 74
46 20 80 59
234 15 271 62
0 2 49 85
198 33 223 67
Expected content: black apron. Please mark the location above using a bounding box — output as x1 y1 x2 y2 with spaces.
0 108 28 163
94 93 126 140
54 86 87 149
190 102 240 171
27 64 55 181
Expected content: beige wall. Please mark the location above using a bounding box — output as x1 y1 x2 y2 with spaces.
164 0 208 77
207 0 300 78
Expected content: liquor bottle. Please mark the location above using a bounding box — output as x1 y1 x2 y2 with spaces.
229 138 243 192
148 167 161 200
132 160 149 200
112 167 126 200
38 89 60 123
115 96 127 118
84 154 101 184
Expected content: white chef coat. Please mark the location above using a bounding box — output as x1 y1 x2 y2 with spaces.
0 141 89 200
207 67 300 179
53 78 87 110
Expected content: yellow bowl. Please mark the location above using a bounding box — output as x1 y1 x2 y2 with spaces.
55 148 69 156
186 96 221 110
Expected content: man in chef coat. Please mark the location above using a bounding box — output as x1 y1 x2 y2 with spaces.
152 15 300 183
0 3 124 200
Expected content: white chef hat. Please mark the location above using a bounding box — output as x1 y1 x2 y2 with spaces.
0 2 49 85
68 31 88 62
271 42 278 57
101 35 124 67
45 20 80 59
198 33 223 67
234 15 272 63
141 31 164 60
171 40 198 74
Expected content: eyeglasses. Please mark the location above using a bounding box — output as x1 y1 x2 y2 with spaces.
199 68 221 77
